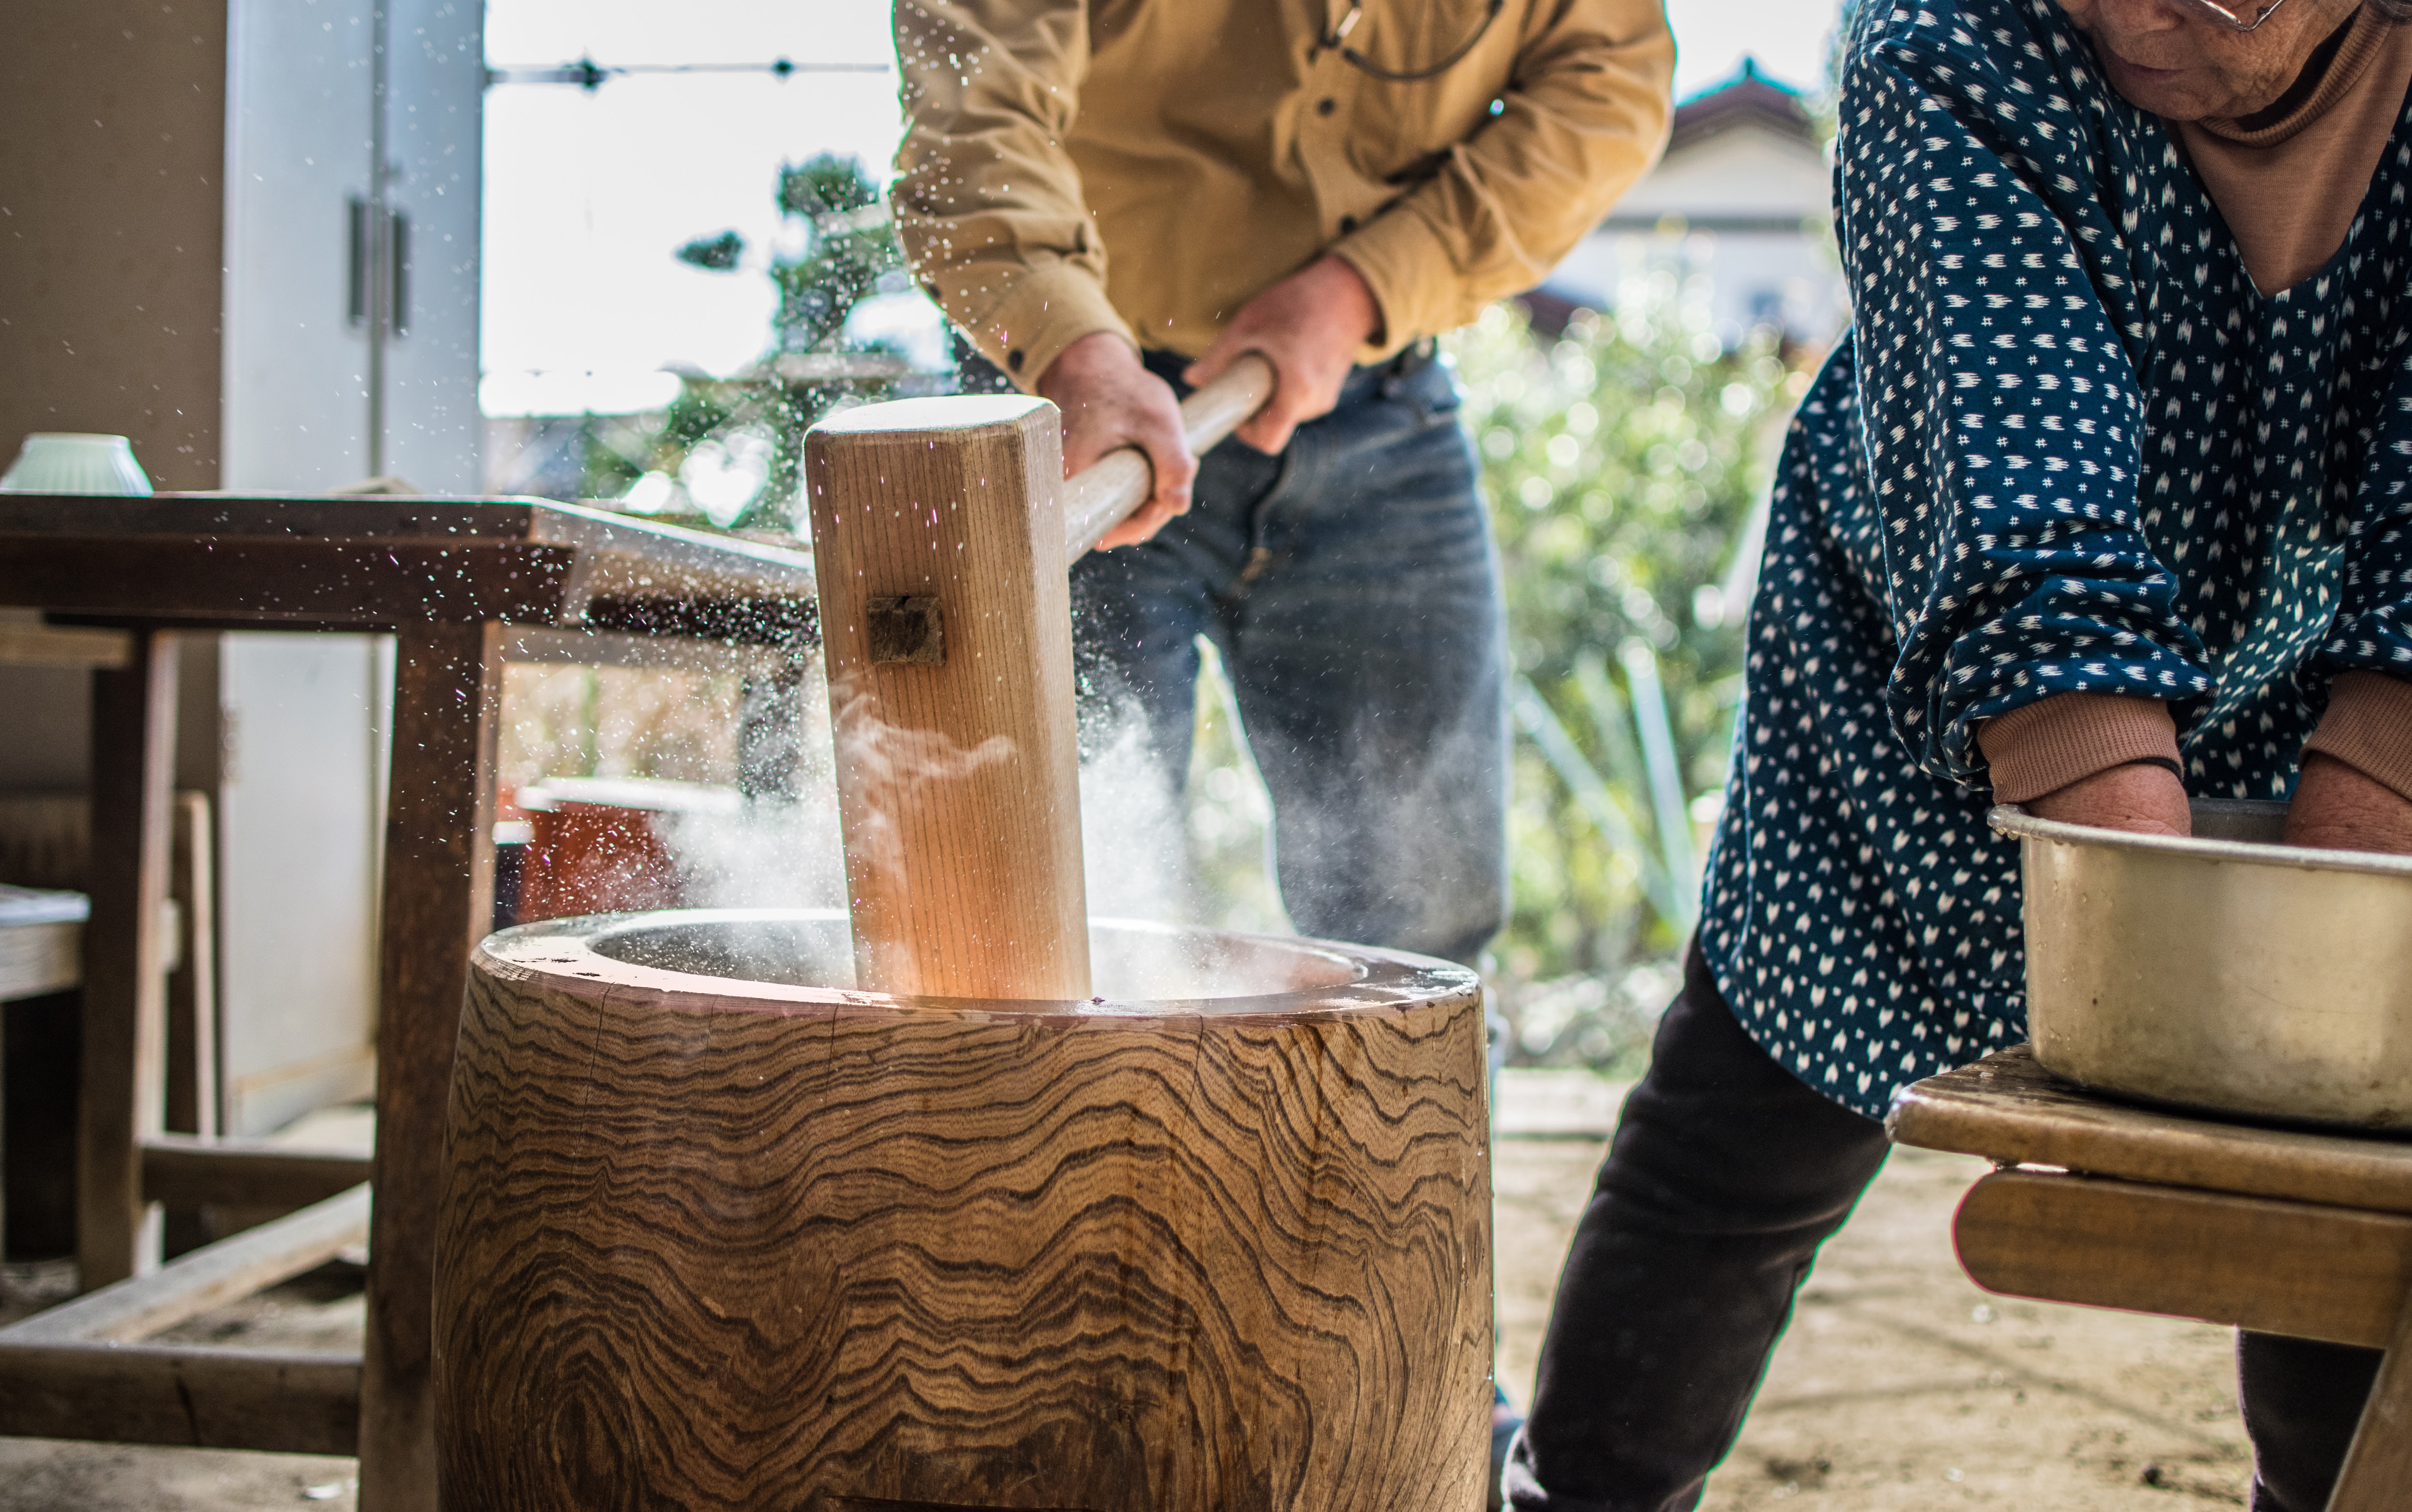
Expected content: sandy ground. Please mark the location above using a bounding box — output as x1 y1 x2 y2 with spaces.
1495 1138 2253 1509
0 1076 2254 1510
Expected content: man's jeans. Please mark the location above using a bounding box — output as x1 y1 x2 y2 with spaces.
1506 940 2382 1512
1069 347 1508 965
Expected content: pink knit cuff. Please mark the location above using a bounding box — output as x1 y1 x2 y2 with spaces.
2304 671 2412 803
1977 694 2183 804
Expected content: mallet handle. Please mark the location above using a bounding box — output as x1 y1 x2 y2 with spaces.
1059 353 1276 566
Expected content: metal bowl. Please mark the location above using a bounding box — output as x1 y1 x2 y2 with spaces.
1992 799 2412 1131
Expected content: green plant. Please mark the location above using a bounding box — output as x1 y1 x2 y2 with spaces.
1452 284 1803 1039
580 153 914 530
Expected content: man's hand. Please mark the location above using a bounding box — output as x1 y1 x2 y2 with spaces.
2026 762 2193 839
1186 255 1384 455
2285 753 2412 855
1037 331 1197 549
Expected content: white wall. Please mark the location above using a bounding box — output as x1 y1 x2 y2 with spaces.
213 0 481 1133
1614 124 1832 223
383 0 484 494
1545 117 1848 347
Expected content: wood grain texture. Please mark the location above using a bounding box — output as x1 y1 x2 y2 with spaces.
0 1340 359 1454
141 1134 372 1210
1953 1168 2412 1348
0 917 80 1002
2 1185 369 1345
436 917 1493 1512
2332 1286 2412 1512
166 790 219 1139
805 398 1089 999
79 629 178 1287
363 621 503 1512
0 493 815 635
1890 1045 2412 1215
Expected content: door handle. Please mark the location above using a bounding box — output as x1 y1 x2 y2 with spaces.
389 209 410 338
347 196 370 328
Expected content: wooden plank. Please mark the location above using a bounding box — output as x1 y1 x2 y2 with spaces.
0 619 131 667
1890 1045 2412 1216
579 593 820 649
2 1184 369 1345
79 630 178 1287
2332 1286 2412 1511
142 1134 372 1209
498 622 789 674
0 1340 358 1454
804 397 1090 999
0 538 576 628
1953 1169 2412 1349
0 918 81 1002
0 493 815 620
359 620 501 1512
165 790 218 1138
0 493 547 541
524 503 816 607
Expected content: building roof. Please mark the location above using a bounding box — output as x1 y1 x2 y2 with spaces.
1667 59 1819 155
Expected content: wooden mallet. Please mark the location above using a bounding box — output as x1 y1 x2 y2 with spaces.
803 354 1274 999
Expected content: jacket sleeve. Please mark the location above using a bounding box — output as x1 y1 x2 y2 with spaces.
892 0 1133 390
1835 10 2213 786
2317 361 2412 683
1332 0 1674 352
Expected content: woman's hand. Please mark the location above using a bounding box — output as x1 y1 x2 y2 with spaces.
2025 762 2194 838
2284 752 2412 854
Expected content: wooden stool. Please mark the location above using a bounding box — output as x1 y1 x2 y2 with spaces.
1891 1046 2412 1511
435 910 1494 1512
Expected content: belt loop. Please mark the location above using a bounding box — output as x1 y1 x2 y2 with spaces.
1380 337 1437 397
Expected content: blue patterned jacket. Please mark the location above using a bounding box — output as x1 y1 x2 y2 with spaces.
1701 0 2412 1116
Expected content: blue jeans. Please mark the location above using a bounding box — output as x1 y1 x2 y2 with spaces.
1069 347 1508 966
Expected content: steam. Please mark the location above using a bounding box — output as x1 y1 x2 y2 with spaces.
629 613 1509 1002
649 657 1291 998
1075 695 1193 926
822 674 1019 893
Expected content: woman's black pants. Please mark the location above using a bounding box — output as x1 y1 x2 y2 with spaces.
1503 940 2382 1512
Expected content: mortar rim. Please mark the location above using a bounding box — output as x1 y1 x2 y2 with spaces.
476 906 1483 1023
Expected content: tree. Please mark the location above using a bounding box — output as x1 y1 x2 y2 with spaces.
582 153 915 531
1451 283 1806 1062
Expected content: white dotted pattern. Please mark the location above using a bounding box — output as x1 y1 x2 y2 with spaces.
1700 0 2412 1117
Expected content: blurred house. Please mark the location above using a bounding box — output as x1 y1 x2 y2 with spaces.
1538 60 1847 349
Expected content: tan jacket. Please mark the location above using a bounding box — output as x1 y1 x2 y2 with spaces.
893 0 1675 390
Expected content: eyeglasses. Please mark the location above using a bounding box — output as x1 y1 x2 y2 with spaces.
2174 0 2291 31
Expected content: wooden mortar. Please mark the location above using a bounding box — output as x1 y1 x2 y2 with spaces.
433 909 1493 1511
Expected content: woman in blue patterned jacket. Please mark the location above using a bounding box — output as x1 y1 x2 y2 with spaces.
1508 1 2412 1508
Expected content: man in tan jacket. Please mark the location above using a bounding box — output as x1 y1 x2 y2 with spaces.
893 3 1671 1495
895 0 1672 940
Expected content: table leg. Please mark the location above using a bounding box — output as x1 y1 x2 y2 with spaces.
2328 1287 2412 1511
78 630 177 1289
165 791 218 1140
358 624 499 1512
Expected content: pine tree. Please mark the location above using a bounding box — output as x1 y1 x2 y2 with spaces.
582 153 912 532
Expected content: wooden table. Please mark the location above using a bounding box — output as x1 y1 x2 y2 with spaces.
0 493 816 1511
1891 1046 2412 1512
